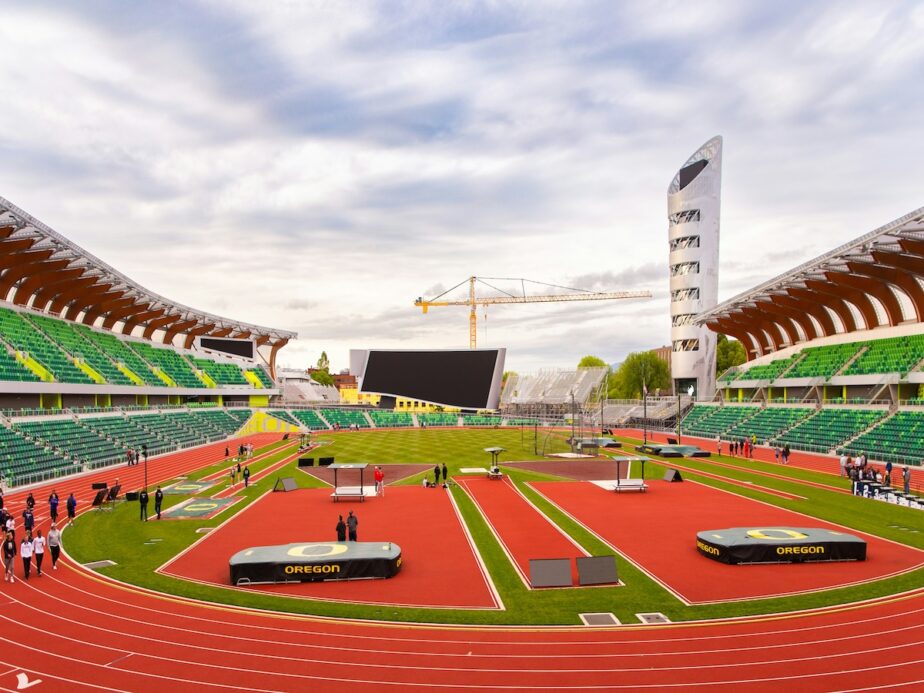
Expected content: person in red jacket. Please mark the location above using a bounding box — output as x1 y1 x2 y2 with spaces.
374 466 385 496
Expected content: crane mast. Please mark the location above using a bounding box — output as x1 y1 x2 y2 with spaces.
415 276 652 349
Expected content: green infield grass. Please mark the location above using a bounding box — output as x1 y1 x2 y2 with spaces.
63 428 924 626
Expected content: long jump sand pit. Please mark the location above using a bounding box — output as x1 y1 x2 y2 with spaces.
162 486 500 609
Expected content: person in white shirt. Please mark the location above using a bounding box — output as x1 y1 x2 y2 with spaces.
839 453 848 477
20 534 33 580
46 524 61 570
32 529 46 576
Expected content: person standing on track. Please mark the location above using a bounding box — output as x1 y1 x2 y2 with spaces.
47 523 61 570
336 515 346 542
434 464 441 486
374 466 384 496
32 529 45 577
243 466 250 488
139 489 149 521
22 507 34 535
48 489 59 524
154 487 163 520
20 533 33 580
2 530 15 582
66 493 77 524
904 466 912 495
26 492 35 511
346 510 358 541
441 463 448 486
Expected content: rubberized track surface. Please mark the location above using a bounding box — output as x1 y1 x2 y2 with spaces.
163 486 500 609
532 480 924 604
2 436 923 690
458 477 588 586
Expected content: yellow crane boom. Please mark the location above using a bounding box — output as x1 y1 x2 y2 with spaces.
415 276 652 348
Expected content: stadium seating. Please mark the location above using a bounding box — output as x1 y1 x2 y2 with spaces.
25 313 133 385
82 415 173 456
368 411 414 428
683 407 759 438
462 414 501 426
843 411 924 464
0 349 41 382
77 328 162 385
734 353 801 381
127 342 204 388
267 410 302 427
190 358 248 386
505 417 540 426
0 307 94 384
417 412 460 427
321 408 371 429
15 419 125 466
724 407 813 443
0 425 72 485
842 335 924 377
248 367 274 388
774 408 886 452
680 405 719 430
785 342 864 379
289 409 330 430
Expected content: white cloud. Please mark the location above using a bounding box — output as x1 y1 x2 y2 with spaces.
0 0 922 375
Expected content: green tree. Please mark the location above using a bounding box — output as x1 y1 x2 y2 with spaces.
715 334 746 376
310 369 334 386
577 355 608 369
609 351 670 399
317 351 330 370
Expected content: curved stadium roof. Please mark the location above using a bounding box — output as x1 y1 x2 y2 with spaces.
0 195 296 370
697 206 924 360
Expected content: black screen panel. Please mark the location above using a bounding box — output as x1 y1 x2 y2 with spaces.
200 337 254 359
359 350 502 410
678 159 708 190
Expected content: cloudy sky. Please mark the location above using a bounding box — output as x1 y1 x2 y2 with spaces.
1 1 922 374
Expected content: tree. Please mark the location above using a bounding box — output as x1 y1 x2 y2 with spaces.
310 369 334 386
608 351 670 399
502 371 517 386
317 351 330 370
577 355 608 369
715 334 746 376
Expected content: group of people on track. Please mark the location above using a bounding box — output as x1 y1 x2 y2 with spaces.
1 488 71 582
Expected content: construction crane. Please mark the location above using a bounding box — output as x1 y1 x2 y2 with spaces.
415 276 652 349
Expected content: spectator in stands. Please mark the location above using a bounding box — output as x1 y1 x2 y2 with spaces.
336 515 346 542
47 523 61 570
139 489 149 522
903 466 911 495
32 529 45 576
346 511 358 541
20 533 32 580
154 487 163 520
2 530 15 582
48 490 59 524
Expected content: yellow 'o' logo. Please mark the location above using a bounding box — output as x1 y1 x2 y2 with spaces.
185 502 218 512
286 543 349 558
746 529 809 541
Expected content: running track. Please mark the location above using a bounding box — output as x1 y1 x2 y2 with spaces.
0 436 922 689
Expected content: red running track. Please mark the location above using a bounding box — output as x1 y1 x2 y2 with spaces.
458 477 589 587
531 479 924 604
1 434 923 690
162 486 500 609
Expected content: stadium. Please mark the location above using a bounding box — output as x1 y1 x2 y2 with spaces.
1 127 922 690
